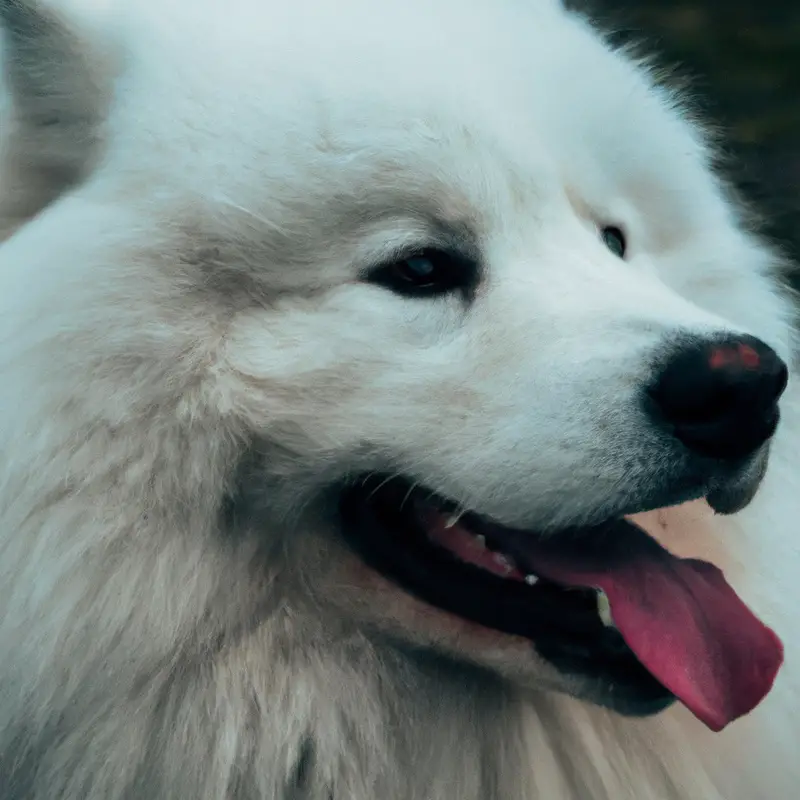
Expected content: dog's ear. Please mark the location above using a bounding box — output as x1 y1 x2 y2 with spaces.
0 0 114 238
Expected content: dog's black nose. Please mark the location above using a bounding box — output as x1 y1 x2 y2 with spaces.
648 335 788 460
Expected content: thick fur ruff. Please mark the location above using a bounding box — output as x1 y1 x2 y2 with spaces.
0 1 798 798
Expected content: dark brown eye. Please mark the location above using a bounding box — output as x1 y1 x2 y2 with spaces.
601 226 626 259
366 248 476 298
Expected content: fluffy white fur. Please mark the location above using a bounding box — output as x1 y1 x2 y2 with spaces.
0 0 798 797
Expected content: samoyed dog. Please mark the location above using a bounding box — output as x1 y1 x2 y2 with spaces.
0 0 797 797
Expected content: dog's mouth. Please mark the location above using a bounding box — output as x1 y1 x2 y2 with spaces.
339 475 783 731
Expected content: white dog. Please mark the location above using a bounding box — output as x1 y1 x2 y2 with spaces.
0 0 797 797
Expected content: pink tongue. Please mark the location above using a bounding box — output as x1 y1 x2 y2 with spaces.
518 522 783 731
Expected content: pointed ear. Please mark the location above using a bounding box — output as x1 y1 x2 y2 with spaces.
0 0 113 238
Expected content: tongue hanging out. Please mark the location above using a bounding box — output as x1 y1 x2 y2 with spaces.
490 517 784 732
343 476 784 732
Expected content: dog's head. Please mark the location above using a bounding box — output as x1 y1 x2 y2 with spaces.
1 0 792 730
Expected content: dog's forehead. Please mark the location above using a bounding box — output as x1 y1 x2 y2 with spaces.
120 0 620 167
111 0 718 252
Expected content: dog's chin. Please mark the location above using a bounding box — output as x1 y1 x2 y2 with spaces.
335 457 772 725
705 445 770 515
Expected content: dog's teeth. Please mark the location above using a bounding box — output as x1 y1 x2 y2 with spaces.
597 590 614 628
475 534 486 549
493 553 514 573
444 512 462 529
524 574 539 586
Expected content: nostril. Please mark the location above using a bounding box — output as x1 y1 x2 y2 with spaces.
648 334 788 461
652 371 737 426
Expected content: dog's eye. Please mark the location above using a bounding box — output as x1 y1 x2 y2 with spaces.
366 249 474 298
601 226 626 259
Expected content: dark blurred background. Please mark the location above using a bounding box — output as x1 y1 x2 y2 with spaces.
580 0 799 281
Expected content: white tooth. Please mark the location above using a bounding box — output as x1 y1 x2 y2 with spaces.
444 508 466 529
493 553 514 573
475 535 486 548
597 590 615 628
524 574 539 586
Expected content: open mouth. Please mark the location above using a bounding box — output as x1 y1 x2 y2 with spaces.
339 475 784 731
